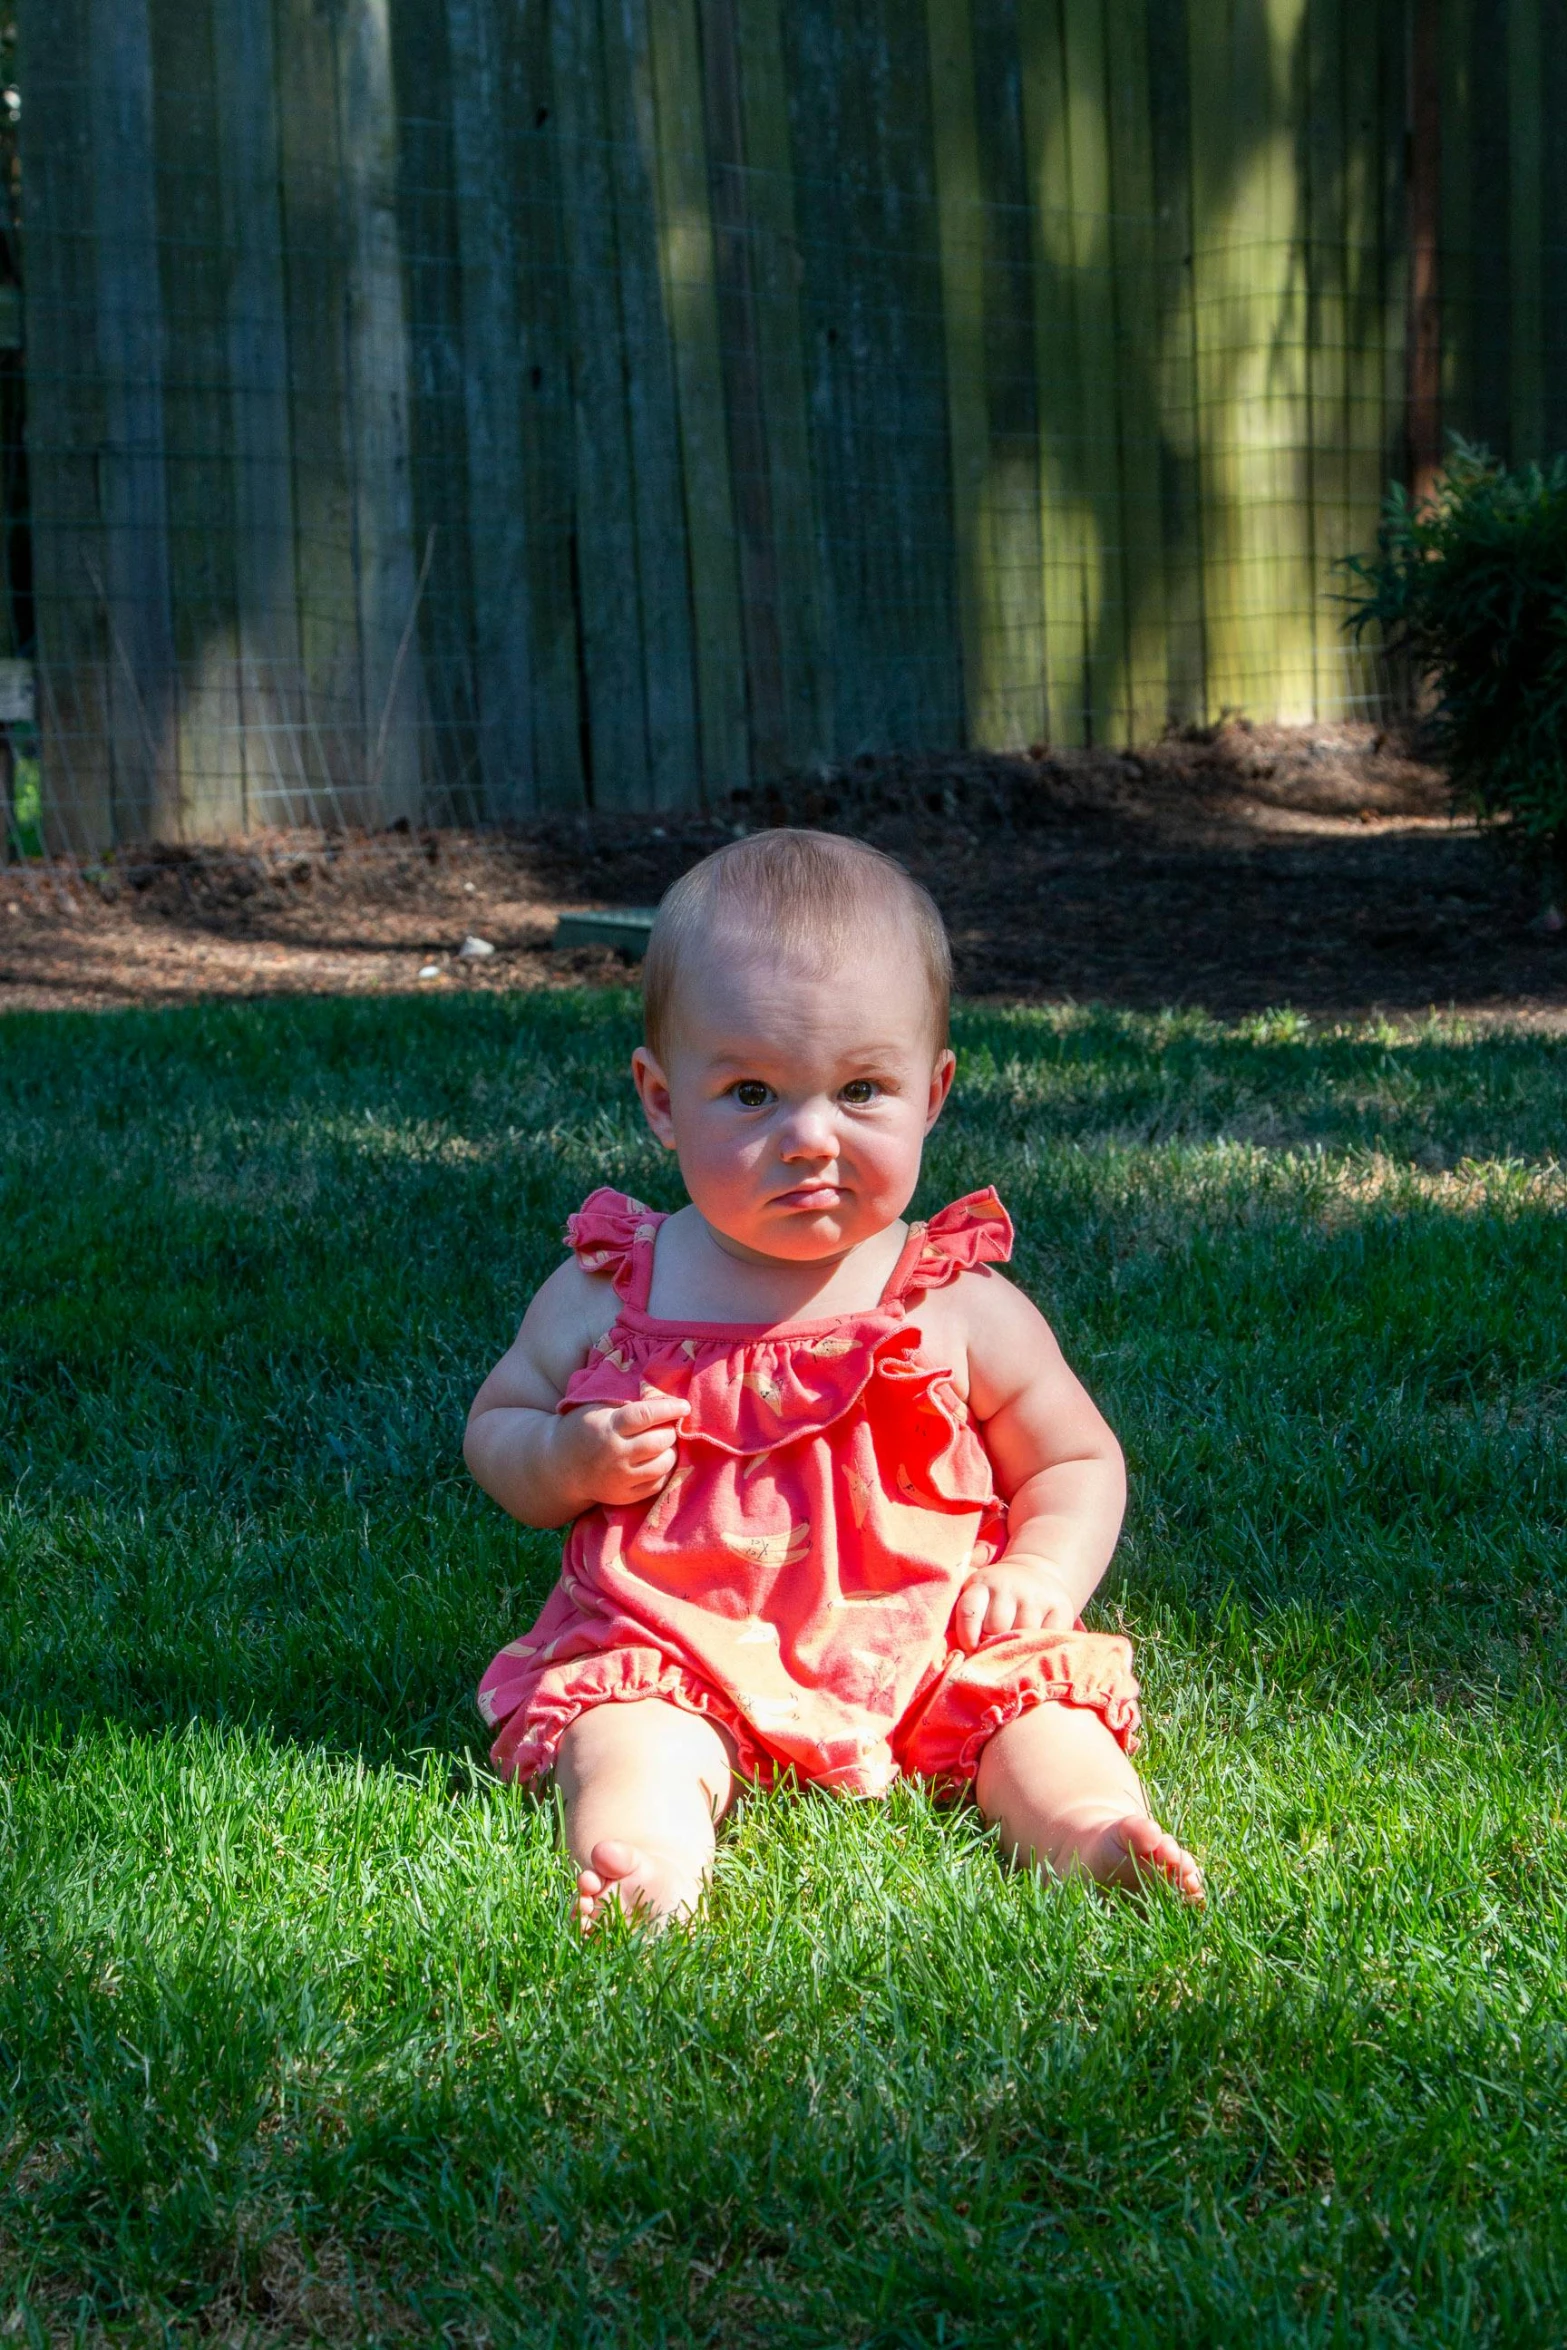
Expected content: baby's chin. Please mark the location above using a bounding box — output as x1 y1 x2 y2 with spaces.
704 1199 892 1266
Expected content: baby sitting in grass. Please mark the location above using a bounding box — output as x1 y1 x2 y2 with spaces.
466 829 1202 1927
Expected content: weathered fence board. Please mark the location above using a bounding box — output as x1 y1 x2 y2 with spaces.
213 0 306 828
88 0 180 838
649 0 748 795
13 0 1567 846
19 0 112 849
1104 0 1169 747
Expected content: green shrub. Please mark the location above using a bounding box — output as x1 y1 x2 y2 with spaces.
1343 440 1567 898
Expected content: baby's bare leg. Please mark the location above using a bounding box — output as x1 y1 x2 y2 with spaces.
975 1702 1204 1904
554 1698 737 1931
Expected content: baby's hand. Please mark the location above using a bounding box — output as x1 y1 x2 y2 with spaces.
554 1393 690 1509
950 1557 1077 1652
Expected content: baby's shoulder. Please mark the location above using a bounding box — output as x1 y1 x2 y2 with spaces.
915 1258 1037 1340
908 1262 1045 1398
520 1251 623 1370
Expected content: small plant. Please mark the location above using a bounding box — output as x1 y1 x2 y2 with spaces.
1342 440 1567 909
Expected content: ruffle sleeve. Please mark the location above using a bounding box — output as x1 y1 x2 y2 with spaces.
899 1187 1014 1298
563 1187 662 1302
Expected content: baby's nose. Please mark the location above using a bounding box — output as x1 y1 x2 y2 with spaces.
779 1102 837 1156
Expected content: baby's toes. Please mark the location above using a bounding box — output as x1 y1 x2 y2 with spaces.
1119 1816 1205 1905
574 1867 607 1933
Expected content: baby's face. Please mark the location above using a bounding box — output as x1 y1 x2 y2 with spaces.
633 926 954 1264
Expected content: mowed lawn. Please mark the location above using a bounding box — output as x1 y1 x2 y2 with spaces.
1 992 1564 2347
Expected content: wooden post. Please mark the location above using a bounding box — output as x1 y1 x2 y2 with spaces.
1406 0 1443 502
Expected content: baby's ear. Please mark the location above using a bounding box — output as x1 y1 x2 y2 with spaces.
924 1047 957 1131
631 1046 678 1150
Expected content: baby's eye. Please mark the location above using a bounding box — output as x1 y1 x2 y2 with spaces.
839 1079 880 1105
733 1080 773 1109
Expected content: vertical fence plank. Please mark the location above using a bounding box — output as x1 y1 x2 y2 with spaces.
1144 0 1205 726
499 0 587 809
551 0 649 806
648 0 749 795
1439 0 1475 449
1020 0 1091 744
16 0 113 849
1303 0 1346 717
600 0 702 810
939 0 1047 742
732 0 831 767
152 0 244 839
969 0 1047 750
1467 0 1509 454
1379 0 1411 474
274 0 361 825
88 0 180 837
1540 0 1567 458
1060 0 1127 742
1506 0 1542 462
692 0 786 783
212 0 305 827
1183 0 1237 719
1104 0 1169 742
873 0 962 748
1335 0 1392 711
928 0 1008 748
391 0 481 825
446 0 538 817
337 0 427 825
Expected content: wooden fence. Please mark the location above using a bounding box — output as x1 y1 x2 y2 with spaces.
11 0 1567 847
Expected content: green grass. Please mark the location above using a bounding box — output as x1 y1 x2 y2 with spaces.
1 991 1564 2346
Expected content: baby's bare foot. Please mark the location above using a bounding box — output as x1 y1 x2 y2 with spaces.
573 1837 708 1933
1070 1812 1205 1905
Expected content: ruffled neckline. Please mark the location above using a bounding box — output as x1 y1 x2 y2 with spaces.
564 1184 1013 1330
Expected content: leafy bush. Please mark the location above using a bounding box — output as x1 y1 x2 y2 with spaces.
1343 441 1567 897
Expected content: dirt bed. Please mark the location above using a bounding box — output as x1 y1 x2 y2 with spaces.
2 720 1563 1023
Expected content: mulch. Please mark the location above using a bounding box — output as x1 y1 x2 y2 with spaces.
2 720 1563 1022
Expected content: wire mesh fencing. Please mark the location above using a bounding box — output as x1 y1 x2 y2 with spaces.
4 0 1563 857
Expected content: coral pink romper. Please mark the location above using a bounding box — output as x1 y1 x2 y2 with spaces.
479 1187 1140 1796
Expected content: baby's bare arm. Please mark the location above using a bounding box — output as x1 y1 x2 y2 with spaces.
463 1259 688 1527
945 1270 1126 1646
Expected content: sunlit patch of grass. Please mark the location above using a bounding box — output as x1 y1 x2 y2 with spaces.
0 994 1564 2342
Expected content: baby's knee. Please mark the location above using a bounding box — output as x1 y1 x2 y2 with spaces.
557 1695 735 1797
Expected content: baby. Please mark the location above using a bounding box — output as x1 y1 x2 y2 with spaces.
466 829 1202 1927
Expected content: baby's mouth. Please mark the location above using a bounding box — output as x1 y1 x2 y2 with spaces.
773 1182 843 1210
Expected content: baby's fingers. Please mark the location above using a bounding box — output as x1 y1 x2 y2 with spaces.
623 1447 678 1496
951 1579 991 1653
622 1424 682 1467
614 1393 690 1435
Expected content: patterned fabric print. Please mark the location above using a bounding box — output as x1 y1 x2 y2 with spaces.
478 1187 1141 1795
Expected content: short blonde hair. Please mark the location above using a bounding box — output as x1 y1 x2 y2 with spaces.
643 828 951 1060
